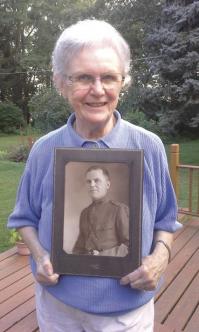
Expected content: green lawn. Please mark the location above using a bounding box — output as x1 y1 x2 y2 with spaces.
178 140 199 165
0 160 25 252
0 136 198 253
166 139 199 166
0 133 38 151
166 139 199 213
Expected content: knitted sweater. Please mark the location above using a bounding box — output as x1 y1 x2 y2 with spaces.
8 111 181 314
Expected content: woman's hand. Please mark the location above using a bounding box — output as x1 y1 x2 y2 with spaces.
18 226 59 286
35 252 59 285
120 231 173 291
120 251 168 290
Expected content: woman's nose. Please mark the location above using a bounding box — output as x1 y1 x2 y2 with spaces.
90 78 105 95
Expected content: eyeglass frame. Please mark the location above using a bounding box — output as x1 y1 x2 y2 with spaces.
63 72 125 90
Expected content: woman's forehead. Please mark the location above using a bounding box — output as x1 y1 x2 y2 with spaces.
67 46 122 74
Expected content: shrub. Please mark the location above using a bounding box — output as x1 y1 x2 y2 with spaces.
9 229 23 244
7 144 30 162
29 87 71 132
124 109 162 134
0 102 24 133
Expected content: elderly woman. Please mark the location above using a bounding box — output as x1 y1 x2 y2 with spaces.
8 20 181 332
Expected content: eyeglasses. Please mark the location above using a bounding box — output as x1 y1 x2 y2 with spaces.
65 73 124 90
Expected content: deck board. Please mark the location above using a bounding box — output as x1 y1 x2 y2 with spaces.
165 272 199 330
0 297 35 331
184 305 199 332
155 250 199 323
5 311 39 332
0 274 33 303
0 217 198 332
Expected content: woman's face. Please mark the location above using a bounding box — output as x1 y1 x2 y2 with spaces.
61 47 123 138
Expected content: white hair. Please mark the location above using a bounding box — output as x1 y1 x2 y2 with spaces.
52 19 131 87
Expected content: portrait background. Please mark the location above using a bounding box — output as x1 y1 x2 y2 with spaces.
63 162 129 253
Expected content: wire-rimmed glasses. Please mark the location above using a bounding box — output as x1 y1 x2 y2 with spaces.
65 72 124 90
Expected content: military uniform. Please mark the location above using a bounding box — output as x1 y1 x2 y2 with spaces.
73 198 129 257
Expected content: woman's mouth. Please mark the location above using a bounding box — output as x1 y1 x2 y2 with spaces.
86 102 107 107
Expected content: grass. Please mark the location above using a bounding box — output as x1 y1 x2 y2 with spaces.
0 160 25 252
0 133 38 152
166 139 199 166
166 139 199 214
0 135 198 253
178 168 198 212
0 133 39 252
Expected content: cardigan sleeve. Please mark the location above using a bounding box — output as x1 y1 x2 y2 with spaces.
153 140 181 232
7 153 42 230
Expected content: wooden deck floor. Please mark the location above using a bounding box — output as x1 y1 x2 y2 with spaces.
0 217 198 332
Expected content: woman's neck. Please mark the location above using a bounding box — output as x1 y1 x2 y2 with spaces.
73 115 116 140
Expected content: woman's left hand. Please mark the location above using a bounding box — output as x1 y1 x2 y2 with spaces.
120 245 169 291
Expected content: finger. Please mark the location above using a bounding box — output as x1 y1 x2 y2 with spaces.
43 262 53 276
36 273 59 285
130 277 158 291
120 269 141 285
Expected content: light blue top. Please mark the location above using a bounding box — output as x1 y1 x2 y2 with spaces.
8 111 181 314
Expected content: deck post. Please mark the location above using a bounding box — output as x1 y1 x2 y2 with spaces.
170 144 179 198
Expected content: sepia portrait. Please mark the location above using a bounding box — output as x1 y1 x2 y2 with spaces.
51 148 143 278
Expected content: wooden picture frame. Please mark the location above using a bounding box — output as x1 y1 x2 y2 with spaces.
51 148 143 278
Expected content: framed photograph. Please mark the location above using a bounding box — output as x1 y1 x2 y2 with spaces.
51 148 144 278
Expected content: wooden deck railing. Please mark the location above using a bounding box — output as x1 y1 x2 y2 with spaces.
170 144 199 217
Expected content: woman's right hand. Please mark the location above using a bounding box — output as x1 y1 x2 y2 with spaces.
35 252 59 285
17 226 59 286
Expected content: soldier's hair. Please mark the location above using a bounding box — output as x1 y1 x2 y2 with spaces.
85 165 110 180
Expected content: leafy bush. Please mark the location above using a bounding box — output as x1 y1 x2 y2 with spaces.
29 87 71 132
124 109 162 135
0 102 24 133
0 150 7 160
7 144 30 162
9 229 23 244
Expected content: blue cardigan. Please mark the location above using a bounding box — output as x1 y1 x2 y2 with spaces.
8 111 181 314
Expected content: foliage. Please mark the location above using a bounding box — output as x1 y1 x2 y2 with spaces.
142 0 199 135
9 229 23 244
89 0 164 98
0 102 24 133
0 0 93 121
1 0 198 136
29 87 71 132
118 86 165 139
123 109 163 137
0 160 25 252
7 144 30 162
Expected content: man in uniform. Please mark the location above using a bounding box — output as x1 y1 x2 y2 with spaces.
73 166 129 257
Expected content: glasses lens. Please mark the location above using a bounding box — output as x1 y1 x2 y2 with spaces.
101 74 123 89
67 73 123 90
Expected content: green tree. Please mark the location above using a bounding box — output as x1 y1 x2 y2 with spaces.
141 0 199 136
89 0 164 115
0 0 94 122
0 101 24 133
28 87 71 132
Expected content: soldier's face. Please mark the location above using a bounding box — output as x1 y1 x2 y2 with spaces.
86 169 110 201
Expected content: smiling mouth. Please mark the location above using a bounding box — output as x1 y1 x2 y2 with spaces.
86 102 107 107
